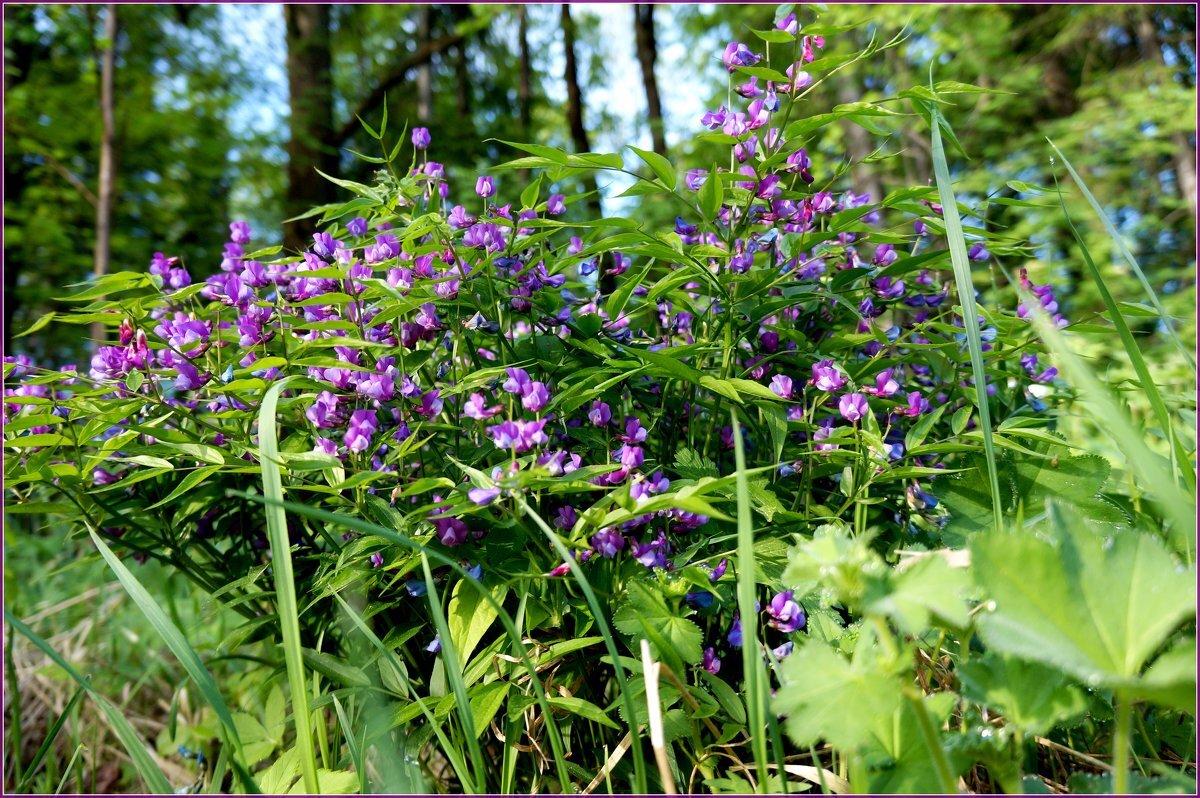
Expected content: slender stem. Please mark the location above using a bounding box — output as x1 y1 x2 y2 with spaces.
1112 690 1133 795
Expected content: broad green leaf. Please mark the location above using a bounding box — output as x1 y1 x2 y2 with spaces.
957 652 1087 735
613 580 703 671
447 578 504 675
774 642 902 750
972 525 1196 687
627 145 676 190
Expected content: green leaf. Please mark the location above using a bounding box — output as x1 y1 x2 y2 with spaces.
627 145 676 190
865 555 970 634
470 682 511 738
972 524 1196 687
447 578 504 677
774 643 902 750
1135 640 1197 712
957 652 1087 735
300 649 371 688
257 378 320 794
546 696 620 730
145 465 223 510
698 165 723 219
613 581 702 672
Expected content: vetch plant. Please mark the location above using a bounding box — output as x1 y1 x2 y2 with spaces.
4 6 1194 794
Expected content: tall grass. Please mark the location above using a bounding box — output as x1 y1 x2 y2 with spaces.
928 97 1005 532
257 378 319 794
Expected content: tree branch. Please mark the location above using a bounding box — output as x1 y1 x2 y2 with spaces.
335 31 466 145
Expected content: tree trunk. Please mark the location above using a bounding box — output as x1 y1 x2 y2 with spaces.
1137 14 1198 227
561 4 607 291
415 6 433 122
518 5 532 136
284 5 338 251
92 3 117 348
3 5 39 348
633 5 667 156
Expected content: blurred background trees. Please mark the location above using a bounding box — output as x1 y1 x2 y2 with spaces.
4 3 1196 367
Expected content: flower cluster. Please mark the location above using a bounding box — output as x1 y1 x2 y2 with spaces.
3 19 1066 695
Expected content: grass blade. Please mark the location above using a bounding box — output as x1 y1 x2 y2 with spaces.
512 495 650 793
928 98 1005 532
237 490 575 792
257 377 319 794
15 685 85 793
87 530 260 793
330 695 366 795
1048 138 1196 370
5 609 174 794
420 553 486 793
333 594 469 792
731 410 771 792
1053 175 1195 494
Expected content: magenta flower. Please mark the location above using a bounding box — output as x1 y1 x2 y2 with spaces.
722 41 761 72
838 393 869 423
591 528 625 558
345 409 378 454
865 369 899 397
306 391 344 429
809 359 845 392
898 391 931 417
468 487 501 506
766 590 806 633
770 374 794 400
521 381 550 412
588 400 612 426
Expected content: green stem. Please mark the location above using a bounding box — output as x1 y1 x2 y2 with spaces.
904 687 956 794
1112 690 1133 795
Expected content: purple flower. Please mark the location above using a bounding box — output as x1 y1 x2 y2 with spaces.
476 176 495 198
770 374 794 400
370 552 384 568
588 400 612 426
703 647 722 674
502 367 532 394
722 42 761 72
154 314 211 358
173 360 210 392
425 635 442 653
229 221 252 245
468 487 502 506
865 369 899 397
809 359 846 392
313 438 339 456
773 641 795 659
306 391 344 429
766 590 806 633
968 242 990 261
412 127 431 150
592 528 625 558
546 194 566 215
701 105 727 129
898 391 930 417
631 535 669 569
554 506 578 530
358 371 396 402
464 392 502 420
345 409 378 454
710 558 729 582
727 615 743 648
838 393 869 424
521 381 550 412
432 516 471 547
347 217 368 237
312 232 339 258
776 12 798 34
